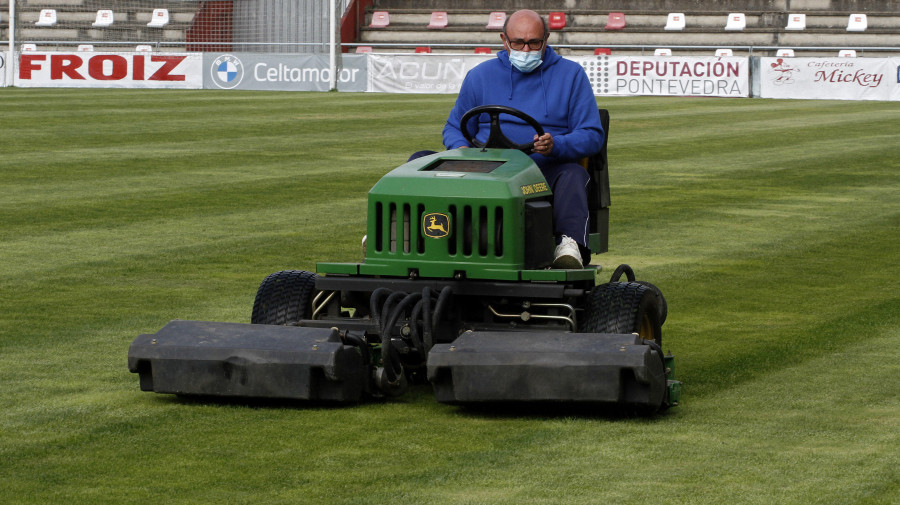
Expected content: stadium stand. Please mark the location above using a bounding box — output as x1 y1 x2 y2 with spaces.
11 0 900 57
354 1 900 56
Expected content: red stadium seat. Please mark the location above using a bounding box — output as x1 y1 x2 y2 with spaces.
594 48 611 55
369 11 389 28
427 11 448 29
605 12 625 30
474 47 492 54
355 46 373 53
549 12 566 30
415 46 432 53
486 12 506 30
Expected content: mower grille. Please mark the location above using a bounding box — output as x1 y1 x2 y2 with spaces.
373 200 504 259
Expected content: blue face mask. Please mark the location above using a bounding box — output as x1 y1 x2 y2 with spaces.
508 48 543 73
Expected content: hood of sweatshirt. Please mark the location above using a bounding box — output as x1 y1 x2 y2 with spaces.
496 45 562 118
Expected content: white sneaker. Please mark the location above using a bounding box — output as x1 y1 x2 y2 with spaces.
552 235 583 269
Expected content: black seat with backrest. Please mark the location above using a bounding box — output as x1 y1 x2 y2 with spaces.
586 108 611 256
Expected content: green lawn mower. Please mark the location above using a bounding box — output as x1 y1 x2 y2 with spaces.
128 106 682 414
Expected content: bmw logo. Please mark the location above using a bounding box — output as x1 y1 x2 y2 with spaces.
211 54 244 89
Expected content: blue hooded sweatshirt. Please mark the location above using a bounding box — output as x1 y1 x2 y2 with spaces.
442 46 605 170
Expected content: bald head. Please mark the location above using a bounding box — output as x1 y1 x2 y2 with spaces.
501 9 549 56
503 10 548 40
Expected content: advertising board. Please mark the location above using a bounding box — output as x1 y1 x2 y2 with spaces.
759 57 900 101
367 54 491 94
204 53 366 91
366 54 749 97
15 52 202 89
572 55 750 97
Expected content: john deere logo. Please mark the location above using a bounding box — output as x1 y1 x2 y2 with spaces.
423 213 450 238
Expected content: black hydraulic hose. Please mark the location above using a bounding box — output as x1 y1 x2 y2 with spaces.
341 332 371 369
610 264 636 283
430 286 453 350
384 292 423 372
409 298 425 360
369 288 392 332
421 286 433 353
379 291 408 383
380 291 406 334
384 292 421 340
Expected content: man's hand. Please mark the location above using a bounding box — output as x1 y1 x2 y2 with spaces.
532 133 553 156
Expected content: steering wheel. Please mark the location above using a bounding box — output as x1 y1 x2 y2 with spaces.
459 105 545 153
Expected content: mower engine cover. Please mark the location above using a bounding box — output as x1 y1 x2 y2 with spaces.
320 148 557 281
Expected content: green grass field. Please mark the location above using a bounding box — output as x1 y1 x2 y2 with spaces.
1 88 898 505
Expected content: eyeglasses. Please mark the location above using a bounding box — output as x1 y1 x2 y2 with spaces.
504 36 545 51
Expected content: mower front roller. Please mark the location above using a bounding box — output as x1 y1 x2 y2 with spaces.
427 331 668 410
128 320 368 401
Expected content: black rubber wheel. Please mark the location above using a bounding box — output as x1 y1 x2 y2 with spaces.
251 270 318 325
608 265 668 327
581 282 662 345
636 280 668 326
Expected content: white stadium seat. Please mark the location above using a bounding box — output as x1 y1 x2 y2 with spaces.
92 9 114 28
665 13 685 31
846 14 867 32
715 49 733 57
136 45 153 52
654 48 673 56
776 49 795 57
77 44 94 52
22 43 38 51
785 14 806 30
148 9 169 28
838 50 857 58
725 13 745 31
35 9 57 27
